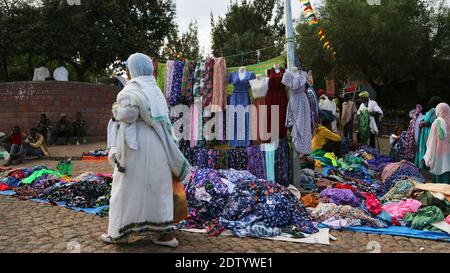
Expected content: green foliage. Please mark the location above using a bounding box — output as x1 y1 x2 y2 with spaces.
211 0 285 67
296 0 450 101
163 20 202 60
0 0 177 81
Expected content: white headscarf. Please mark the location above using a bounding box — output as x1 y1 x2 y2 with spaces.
112 53 189 180
126 53 154 78
125 53 170 125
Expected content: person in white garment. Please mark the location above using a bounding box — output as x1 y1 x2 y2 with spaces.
319 92 338 132
53 64 69 81
101 53 190 247
32 65 51 81
357 91 383 148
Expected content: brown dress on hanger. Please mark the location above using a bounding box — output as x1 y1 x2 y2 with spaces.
250 77 269 145
266 68 288 141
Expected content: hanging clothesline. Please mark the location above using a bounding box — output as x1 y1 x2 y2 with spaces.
220 44 283 60
155 54 288 95
160 38 288 64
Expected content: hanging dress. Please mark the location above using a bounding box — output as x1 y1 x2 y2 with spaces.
266 68 288 142
164 60 175 99
169 61 185 106
249 77 269 145
227 71 255 147
282 70 312 155
181 61 197 105
306 84 320 132
211 57 228 113
201 58 215 116
403 105 423 161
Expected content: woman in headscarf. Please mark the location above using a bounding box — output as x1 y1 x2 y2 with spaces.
424 102 450 183
415 96 443 169
101 53 190 246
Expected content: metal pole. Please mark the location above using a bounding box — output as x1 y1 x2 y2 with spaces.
285 0 296 70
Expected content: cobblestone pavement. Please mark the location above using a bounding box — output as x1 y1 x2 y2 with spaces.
0 143 449 253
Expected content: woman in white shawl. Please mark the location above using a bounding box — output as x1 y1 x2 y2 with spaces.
101 53 190 247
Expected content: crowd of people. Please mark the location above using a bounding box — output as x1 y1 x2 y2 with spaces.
0 112 87 166
311 90 449 184
313 90 383 154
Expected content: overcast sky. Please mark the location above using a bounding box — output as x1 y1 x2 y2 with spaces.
175 0 450 55
175 0 323 55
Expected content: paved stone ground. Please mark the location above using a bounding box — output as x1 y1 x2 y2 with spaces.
0 142 449 253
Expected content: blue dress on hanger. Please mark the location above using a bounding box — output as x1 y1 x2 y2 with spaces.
227 71 256 147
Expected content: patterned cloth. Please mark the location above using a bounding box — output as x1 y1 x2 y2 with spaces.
227 148 248 170
403 105 422 161
320 188 360 207
358 110 371 144
182 169 318 237
201 58 215 114
306 86 320 132
282 71 312 154
246 145 267 179
164 60 175 99
380 163 424 196
379 178 417 202
169 61 185 106
275 138 290 186
181 61 197 105
310 203 387 228
193 62 205 97
39 175 112 208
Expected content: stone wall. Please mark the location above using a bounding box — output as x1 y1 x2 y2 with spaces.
0 81 119 136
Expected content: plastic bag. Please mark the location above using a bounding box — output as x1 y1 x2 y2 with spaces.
57 159 73 177
173 178 188 223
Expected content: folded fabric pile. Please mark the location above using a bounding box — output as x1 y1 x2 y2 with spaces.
180 168 318 238
302 145 449 236
82 149 108 157
39 173 111 208
0 167 112 210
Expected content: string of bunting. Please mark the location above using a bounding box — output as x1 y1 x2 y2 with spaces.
299 0 336 61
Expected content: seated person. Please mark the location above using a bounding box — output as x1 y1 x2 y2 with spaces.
0 126 26 155
3 128 48 166
37 113 52 145
312 112 342 156
73 112 87 145
53 113 71 145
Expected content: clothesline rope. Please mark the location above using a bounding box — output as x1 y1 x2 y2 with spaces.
159 41 288 64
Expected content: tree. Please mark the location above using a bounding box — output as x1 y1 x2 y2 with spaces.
211 0 285 67
163 20 202 60
0 0 177 82
42 0 177 81
296 0 450 106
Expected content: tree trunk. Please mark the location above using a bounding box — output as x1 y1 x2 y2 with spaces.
28 54 34 80
2 58 8 82
75 67 87 82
